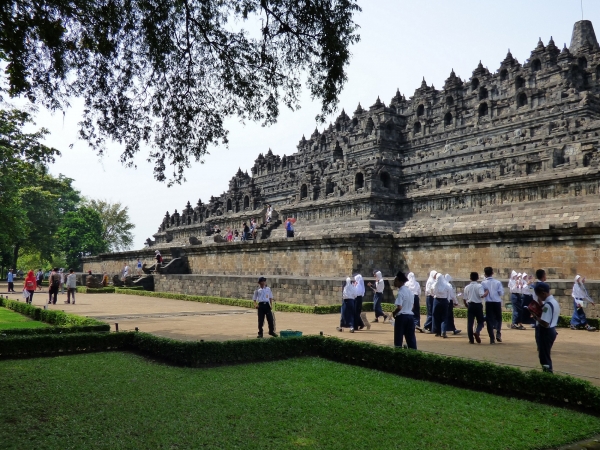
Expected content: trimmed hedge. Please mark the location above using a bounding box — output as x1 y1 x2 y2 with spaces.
0 331 598 414
115 289 340 314
0 299 110 333
77 286 116 294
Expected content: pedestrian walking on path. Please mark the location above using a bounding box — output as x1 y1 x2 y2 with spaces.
405 272 422 332
353 274 369 330
252 277 278 338
24 270 37 304
423 270 437 331
393 271 417 349
463 272 487 344
65 269 77 304
337 277 356 333
48 268 60 305
570 275 596 331
481 267 504 344
531 282 560 373
431 273 452 338
7 269 15 293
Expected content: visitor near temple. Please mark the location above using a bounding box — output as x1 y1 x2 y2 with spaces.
368 271 388 323
481 267 504 344
571 275 597 331
423 270 437 332
531 282 560 373
392 271 417 349
24 270 37 304
405 272 422 332
252 277 277 338
337 277 356 333
463 272 487 344
354 274 368 330
6 269 15 293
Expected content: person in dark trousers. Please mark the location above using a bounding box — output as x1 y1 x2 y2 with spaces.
392 271 417 349
431 272 452 337
353 274 369 330
463 272 488 344
337 277 356 333
48 268 60 304
520 273 536 327
252 277 278 338
24 270 37 304
367 271 388 323
7 269 15 293
481 267 504 344
405 272 422 332
531 282 560 373
36 269 44 291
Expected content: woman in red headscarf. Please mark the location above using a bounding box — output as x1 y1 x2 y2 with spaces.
24 270 37 304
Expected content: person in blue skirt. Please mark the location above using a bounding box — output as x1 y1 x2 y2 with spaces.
570 275 597 331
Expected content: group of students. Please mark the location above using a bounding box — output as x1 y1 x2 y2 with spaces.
18 268 77 305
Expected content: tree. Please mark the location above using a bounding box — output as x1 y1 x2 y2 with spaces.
1 0 361 184
86 199 135 252
56 206 108 269
0 109 61 269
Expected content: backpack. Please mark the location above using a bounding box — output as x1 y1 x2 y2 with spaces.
51 274 60 288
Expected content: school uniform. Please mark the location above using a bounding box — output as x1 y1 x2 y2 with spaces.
520 279 535 325
423 271 437 331
253 286 275 337
394 286 417 349
405 272 421 328
571 278 594 329
354 275 366 329
340 279 356 330
481 277 504 343
372 272 387 321
444 277 460 335
535 295 560 372
508 272 522 326
432 277 452 336
464 282 485 343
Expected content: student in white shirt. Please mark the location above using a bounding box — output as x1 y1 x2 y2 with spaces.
354 274 369 330
423 270 437 331
481 267 504 344
367 271 388 323
431 272 452 337
570 275 597 331
443 274 462 336
531 282 560 373
520 273 535 326
463 272 488 344
252 277 278 338
337 277 356 332
392 271 416 349
508 271 524 329
65 269 77 304
405 272 422 332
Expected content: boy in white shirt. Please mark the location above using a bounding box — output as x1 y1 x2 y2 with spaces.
463 272 488 344
392 272 416 349
252 277 278 338
65 269 77 304
531 282 560 373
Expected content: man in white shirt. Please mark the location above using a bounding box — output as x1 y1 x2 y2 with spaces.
392 272 416 349
252 277 278 338
481 267 504 344
65 269 77 304
463 272 488 344
531 282 560 373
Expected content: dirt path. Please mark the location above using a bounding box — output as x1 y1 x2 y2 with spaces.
3 290 599 386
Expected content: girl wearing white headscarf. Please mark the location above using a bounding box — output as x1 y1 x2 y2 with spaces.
354 274 370 330
571 275 597 331
443 274 462 336
520 273 535 326
405 272 423 332
423 270 437 332
368 271 389 323
337 277 357 333
432 272 452 337
509 271 525 330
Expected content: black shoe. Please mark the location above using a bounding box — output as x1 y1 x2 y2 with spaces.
496 335 502 343
257 334 263 339
416 326 424 333
453 330 462 335
383 315 388 323
490 340 496 345
442 333 448 338
435 334 441 337
474 332 481 344
268 331 278 337
469 341 475 344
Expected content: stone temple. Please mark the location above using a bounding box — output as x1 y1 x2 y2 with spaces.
85 20 600 318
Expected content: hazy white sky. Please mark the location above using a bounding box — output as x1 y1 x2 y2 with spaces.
14 0 600 248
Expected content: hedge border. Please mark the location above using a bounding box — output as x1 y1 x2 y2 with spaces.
0 299 110 334
0 332 598 415
115 290 597 328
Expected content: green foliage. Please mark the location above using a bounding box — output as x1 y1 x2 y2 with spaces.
56 206 108 269
78 287 116 294
1 1 361 184
0 332 132 357
0 307 49 330
0 298 109 329
85 199 135 252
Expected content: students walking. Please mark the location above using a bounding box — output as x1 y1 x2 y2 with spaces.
463 272 487 344
36 269 44 291
59 269 65 294
509 271 525 329
368 271 388 323
48 268 60 304
423 270 437 331
353 274 369 330
392 272 417 349
431 272 452 337
405 272 422 332
481 267 504 344
65 269 77 304
520 273 535 327
337 277 356 333
444 274 461 336
531 282 560 373
570 275 597 331
24 270 37 304
252 277 278 338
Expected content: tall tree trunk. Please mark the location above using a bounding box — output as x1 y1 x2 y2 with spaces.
12 243 20 270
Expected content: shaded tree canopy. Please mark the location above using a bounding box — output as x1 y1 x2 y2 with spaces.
1 0 361 184
57 206 108 269
86 199 135 252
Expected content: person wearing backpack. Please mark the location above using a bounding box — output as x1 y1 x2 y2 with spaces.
48 268 60 305
24 270 37 304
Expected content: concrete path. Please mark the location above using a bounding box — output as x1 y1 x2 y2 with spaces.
3 290 600 386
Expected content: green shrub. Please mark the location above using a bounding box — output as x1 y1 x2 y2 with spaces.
78 287 116 294
0 299 109 329
0 331 598 414
0 324 109 336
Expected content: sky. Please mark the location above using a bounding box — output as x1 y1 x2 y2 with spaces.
10 0 600 249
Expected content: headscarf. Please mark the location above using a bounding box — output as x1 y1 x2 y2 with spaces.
508 270 517 290
444 273 453 284
405 272 420 296
573 275 586 301
342 277 356 299
354 274 365 296
445 273 458 304
375 271 383 281
425 270 437 294
433 272 449 295
575 275 582 284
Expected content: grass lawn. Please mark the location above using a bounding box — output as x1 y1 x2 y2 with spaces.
0 353 598 450
0 307 48 330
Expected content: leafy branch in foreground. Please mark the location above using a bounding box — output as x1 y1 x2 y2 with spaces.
1 0 361 184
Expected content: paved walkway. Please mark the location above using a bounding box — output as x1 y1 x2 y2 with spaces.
3 290 600 386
